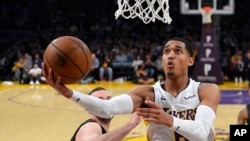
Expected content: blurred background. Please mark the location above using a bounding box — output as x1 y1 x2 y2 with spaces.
0 0 249 84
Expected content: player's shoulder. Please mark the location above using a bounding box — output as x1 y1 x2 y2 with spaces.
81 120 102 131
198 82 221 97
76 121 103 139
199 82 219 90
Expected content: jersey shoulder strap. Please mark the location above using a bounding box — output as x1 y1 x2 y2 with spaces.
70 119 107 141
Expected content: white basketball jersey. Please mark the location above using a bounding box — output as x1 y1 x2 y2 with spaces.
148 78 201 141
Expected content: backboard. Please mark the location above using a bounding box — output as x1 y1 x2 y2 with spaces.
180 0 234 15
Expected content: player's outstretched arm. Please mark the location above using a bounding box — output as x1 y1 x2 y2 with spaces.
75 112 142 141
99 112 142 141
42 64 134 118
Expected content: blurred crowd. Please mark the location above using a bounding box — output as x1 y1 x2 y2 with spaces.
0 0 249 84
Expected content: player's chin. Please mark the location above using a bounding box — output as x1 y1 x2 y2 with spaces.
166 72 174 76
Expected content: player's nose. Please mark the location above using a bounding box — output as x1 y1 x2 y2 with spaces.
167 51 175 59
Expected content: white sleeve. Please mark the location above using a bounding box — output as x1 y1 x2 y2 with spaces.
170 105 216 141
70 90 133 118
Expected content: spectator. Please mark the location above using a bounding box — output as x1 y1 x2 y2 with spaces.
154 55 164 80
28 63 42 85
80 53 100 84
99 55 113 81
232 54 244 86
22 52 33 83
113 51 127 63
243 50 250 85
221 49 232 81
12 57 24 84
144 54 156 78
33 52 43 69
134 64 154 84
132 55 144 71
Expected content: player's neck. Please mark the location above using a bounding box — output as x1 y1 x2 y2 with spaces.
164 77 190 96
99 120 110 132
93 117 111 132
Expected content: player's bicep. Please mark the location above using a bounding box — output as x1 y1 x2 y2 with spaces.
75 122 102 141
128 92 143 111
199 83 221 113
128 86 154 111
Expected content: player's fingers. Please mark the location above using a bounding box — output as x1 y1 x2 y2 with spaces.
144 97 160 109
143 117 156 122
55 76 61 88
49 68 53 80
149 110 161 119
48 68 57 86
42 63 48 77
137 108 149 117
137 108 156 118
140 111 158 122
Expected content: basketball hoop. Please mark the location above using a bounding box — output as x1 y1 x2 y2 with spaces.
201 6 213 24
115 0 172 24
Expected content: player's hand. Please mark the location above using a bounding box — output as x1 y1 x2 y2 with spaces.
136 97 173 127
42 63 72 98
130 112 142 126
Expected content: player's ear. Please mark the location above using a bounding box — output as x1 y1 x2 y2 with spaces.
188 57 194 66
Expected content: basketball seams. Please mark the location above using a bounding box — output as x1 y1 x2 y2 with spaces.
65 37 91 77
44 36 92 84
44 45 81 80
49 43 84 79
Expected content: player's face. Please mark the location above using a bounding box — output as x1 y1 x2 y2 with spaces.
92 90 111 100
162 40 194 77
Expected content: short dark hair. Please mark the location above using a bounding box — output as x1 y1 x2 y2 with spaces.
88 87 106 95
168 37 193 57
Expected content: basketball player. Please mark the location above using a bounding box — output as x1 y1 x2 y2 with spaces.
71 87 142 141
224 86 250 141
237 105 250 125
237 85 250 125
43 37 221 141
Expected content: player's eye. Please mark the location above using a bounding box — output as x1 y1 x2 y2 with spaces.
175 50 182 54
163 49 170 54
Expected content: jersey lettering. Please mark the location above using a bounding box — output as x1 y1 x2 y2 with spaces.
164 107 197 141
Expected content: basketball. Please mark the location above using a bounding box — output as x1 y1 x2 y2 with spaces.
43 36 92 84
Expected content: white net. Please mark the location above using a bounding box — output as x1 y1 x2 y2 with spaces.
201 8 213 24
115 0 172 24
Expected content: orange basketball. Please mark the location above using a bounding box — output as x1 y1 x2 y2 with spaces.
43 36 92 84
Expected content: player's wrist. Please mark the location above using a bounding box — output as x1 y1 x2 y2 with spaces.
164 115 174 127
128 120 139 128
64 88 73 98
